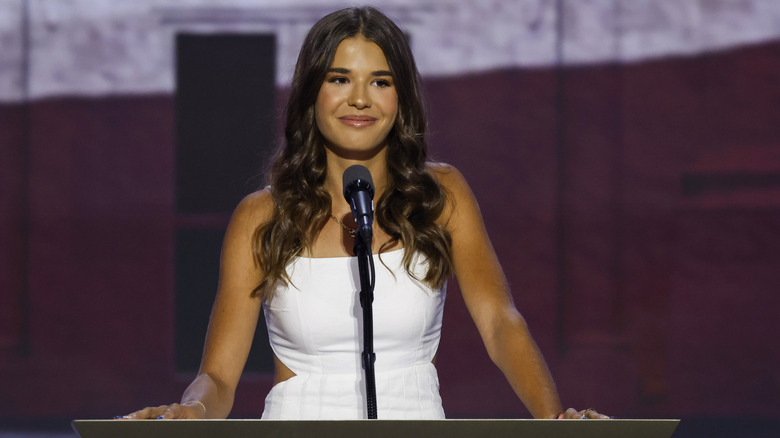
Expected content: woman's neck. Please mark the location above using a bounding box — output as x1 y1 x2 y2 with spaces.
324 147 388 213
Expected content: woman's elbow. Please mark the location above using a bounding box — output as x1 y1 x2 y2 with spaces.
483 309 530 364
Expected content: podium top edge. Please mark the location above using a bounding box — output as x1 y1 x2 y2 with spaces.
74 418 681 423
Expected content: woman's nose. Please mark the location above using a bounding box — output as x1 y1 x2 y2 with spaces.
348 84 371 109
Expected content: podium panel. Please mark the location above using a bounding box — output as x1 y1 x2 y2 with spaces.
73 418 679 438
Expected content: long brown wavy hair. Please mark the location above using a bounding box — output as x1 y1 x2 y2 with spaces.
252 6 452 298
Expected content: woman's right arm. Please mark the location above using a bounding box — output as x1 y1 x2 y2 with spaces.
122 189 273 419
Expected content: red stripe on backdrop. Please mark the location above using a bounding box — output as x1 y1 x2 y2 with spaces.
1 41 780 419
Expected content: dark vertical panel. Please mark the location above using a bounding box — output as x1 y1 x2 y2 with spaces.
174 228 273 373
174 34 276 373
175 33 275 213
174 228 222 372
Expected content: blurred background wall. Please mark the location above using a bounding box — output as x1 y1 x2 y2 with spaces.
1 0 779 435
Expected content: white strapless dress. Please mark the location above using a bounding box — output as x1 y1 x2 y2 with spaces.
261 249 446 419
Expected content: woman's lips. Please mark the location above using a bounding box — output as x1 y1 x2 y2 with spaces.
338 115 377 127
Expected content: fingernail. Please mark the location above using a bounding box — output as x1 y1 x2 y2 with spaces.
582 416 589 419
156 416 164 419
114 416 123 419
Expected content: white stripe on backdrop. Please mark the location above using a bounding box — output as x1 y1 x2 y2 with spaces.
1 0 780 101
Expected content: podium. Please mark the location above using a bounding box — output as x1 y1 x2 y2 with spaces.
73 418 680 438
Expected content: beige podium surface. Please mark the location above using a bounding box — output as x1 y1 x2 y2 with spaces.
73 418 680 438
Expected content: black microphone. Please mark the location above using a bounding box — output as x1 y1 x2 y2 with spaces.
342 165 375 244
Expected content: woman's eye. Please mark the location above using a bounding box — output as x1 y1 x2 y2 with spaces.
328 76 348 85
373 79 392 88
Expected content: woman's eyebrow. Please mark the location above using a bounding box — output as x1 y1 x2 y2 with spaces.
326 67 393 76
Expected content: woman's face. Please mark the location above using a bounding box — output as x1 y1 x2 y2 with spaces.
315 36 398 158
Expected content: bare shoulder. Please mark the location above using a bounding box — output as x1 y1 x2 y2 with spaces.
425 161 457 181
229 187 275 231
426 161 471 195
425 162 479 229
426 161 477 200
219 188 274 282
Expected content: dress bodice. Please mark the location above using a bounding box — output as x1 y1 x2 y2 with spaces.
261 249 447 419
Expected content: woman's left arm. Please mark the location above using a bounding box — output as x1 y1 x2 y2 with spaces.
434 164 563 419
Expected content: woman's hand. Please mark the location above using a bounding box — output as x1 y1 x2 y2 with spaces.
117 401 207 420
557 407 612 419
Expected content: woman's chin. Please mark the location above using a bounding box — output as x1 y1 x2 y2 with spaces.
324 142 388 161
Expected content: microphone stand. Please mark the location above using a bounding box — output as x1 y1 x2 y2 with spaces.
354 232 377 419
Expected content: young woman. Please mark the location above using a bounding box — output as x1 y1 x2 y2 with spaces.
124 6 607 420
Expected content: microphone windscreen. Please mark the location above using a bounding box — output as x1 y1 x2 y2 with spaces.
342 165 375 199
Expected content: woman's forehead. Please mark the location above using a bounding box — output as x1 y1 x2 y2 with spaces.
330 36 390 71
